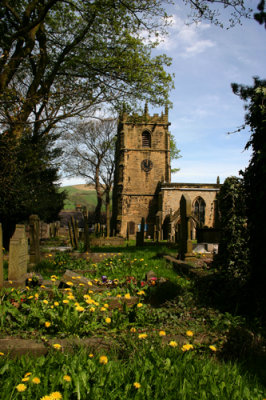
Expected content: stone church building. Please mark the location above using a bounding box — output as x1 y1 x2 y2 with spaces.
112 106 220 240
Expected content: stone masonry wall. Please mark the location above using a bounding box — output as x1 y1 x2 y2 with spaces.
160 183 219 228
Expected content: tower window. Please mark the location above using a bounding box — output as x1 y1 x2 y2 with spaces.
142 131 151 147
194 197 206 226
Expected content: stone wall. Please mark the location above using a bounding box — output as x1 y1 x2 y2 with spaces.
160 183 219 228
112 107 171 237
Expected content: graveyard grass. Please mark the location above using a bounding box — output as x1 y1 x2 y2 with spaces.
0 243 265 399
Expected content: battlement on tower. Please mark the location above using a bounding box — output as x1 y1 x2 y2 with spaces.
120 105 170 126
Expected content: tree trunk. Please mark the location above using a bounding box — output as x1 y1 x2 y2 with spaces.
105 189 110 238
95 165 103 223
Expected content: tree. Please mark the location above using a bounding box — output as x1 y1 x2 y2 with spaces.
231 77 266 314
170 133 182 173
216 176 250 284
0 128 65 248
0 0 173 243
61 118 117 233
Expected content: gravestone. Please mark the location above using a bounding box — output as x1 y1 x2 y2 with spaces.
0 224 3 287
29 214 40 267
8 225 28 282
136 217 145 247
179 194 195 261
83 207 90 251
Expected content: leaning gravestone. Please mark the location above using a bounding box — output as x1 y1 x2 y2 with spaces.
179 194 195 261
8 225 28 283
0 224 3 287
29 214 40 268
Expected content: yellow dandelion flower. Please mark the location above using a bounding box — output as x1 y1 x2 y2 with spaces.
16 383 27 392
209 345 217 352
0 352 4 356
94 301 99 306
169 341 178 347
24 372 32 377
51 278 56 282
50 305 54 309
159 330 166 336
28 296 34 299
40 396 51 400
79 283 85 286
43 299 48 305
137 303 143 308
90 307 95 312
186 330 194 337
89 353 94 358
54 302 59 307
107 292 111 296
181 344 194 352
63 375 71 382
66 281 74 286
103 303 109 308
116 294 121 298
32 377 41 384
138 333 147 339
124 293 131 299
74 302 80 306
9 280 13 284
100 307 106 311
137 290 145 295
75 306 84 312
88 281 93 286
21 377 29 382
105 317 111 324
45 321 51 328
50 392 62 399
53 343 62 350
67 295 75 300
89 290 93 294
99 355 108 364
34 293 39 299
63 299 69 304
130 327 136 333
133 382 141 389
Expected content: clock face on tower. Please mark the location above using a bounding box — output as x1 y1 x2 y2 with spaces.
141 159 153 172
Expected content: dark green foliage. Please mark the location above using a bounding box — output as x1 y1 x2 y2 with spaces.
216 176 250 284
0 130 65 248
232 78 266 313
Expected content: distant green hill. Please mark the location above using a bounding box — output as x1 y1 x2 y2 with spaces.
59 184 112 211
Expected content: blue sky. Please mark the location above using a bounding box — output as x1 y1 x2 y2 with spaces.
60 1 265 186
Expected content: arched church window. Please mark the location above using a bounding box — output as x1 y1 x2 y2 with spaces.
194 197 205 226
142 130 151 147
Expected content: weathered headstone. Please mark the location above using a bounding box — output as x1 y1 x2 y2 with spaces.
179 194 195 261
136 217 145 246
29 214 40 267
83 207 90 251
0 224 3 287
8 225 28 282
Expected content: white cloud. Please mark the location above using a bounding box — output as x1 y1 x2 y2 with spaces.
158 14 215 57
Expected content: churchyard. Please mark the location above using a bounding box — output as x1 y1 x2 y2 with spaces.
0 222 266 400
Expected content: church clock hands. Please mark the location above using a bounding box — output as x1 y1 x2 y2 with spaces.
141 159 153 172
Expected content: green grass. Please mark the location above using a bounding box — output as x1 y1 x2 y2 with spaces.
1 243 265 399
59 186 112 211
0 345 265 400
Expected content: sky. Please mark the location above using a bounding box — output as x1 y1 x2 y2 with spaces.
60 0 265 186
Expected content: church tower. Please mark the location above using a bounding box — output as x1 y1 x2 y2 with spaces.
112 105 171 237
